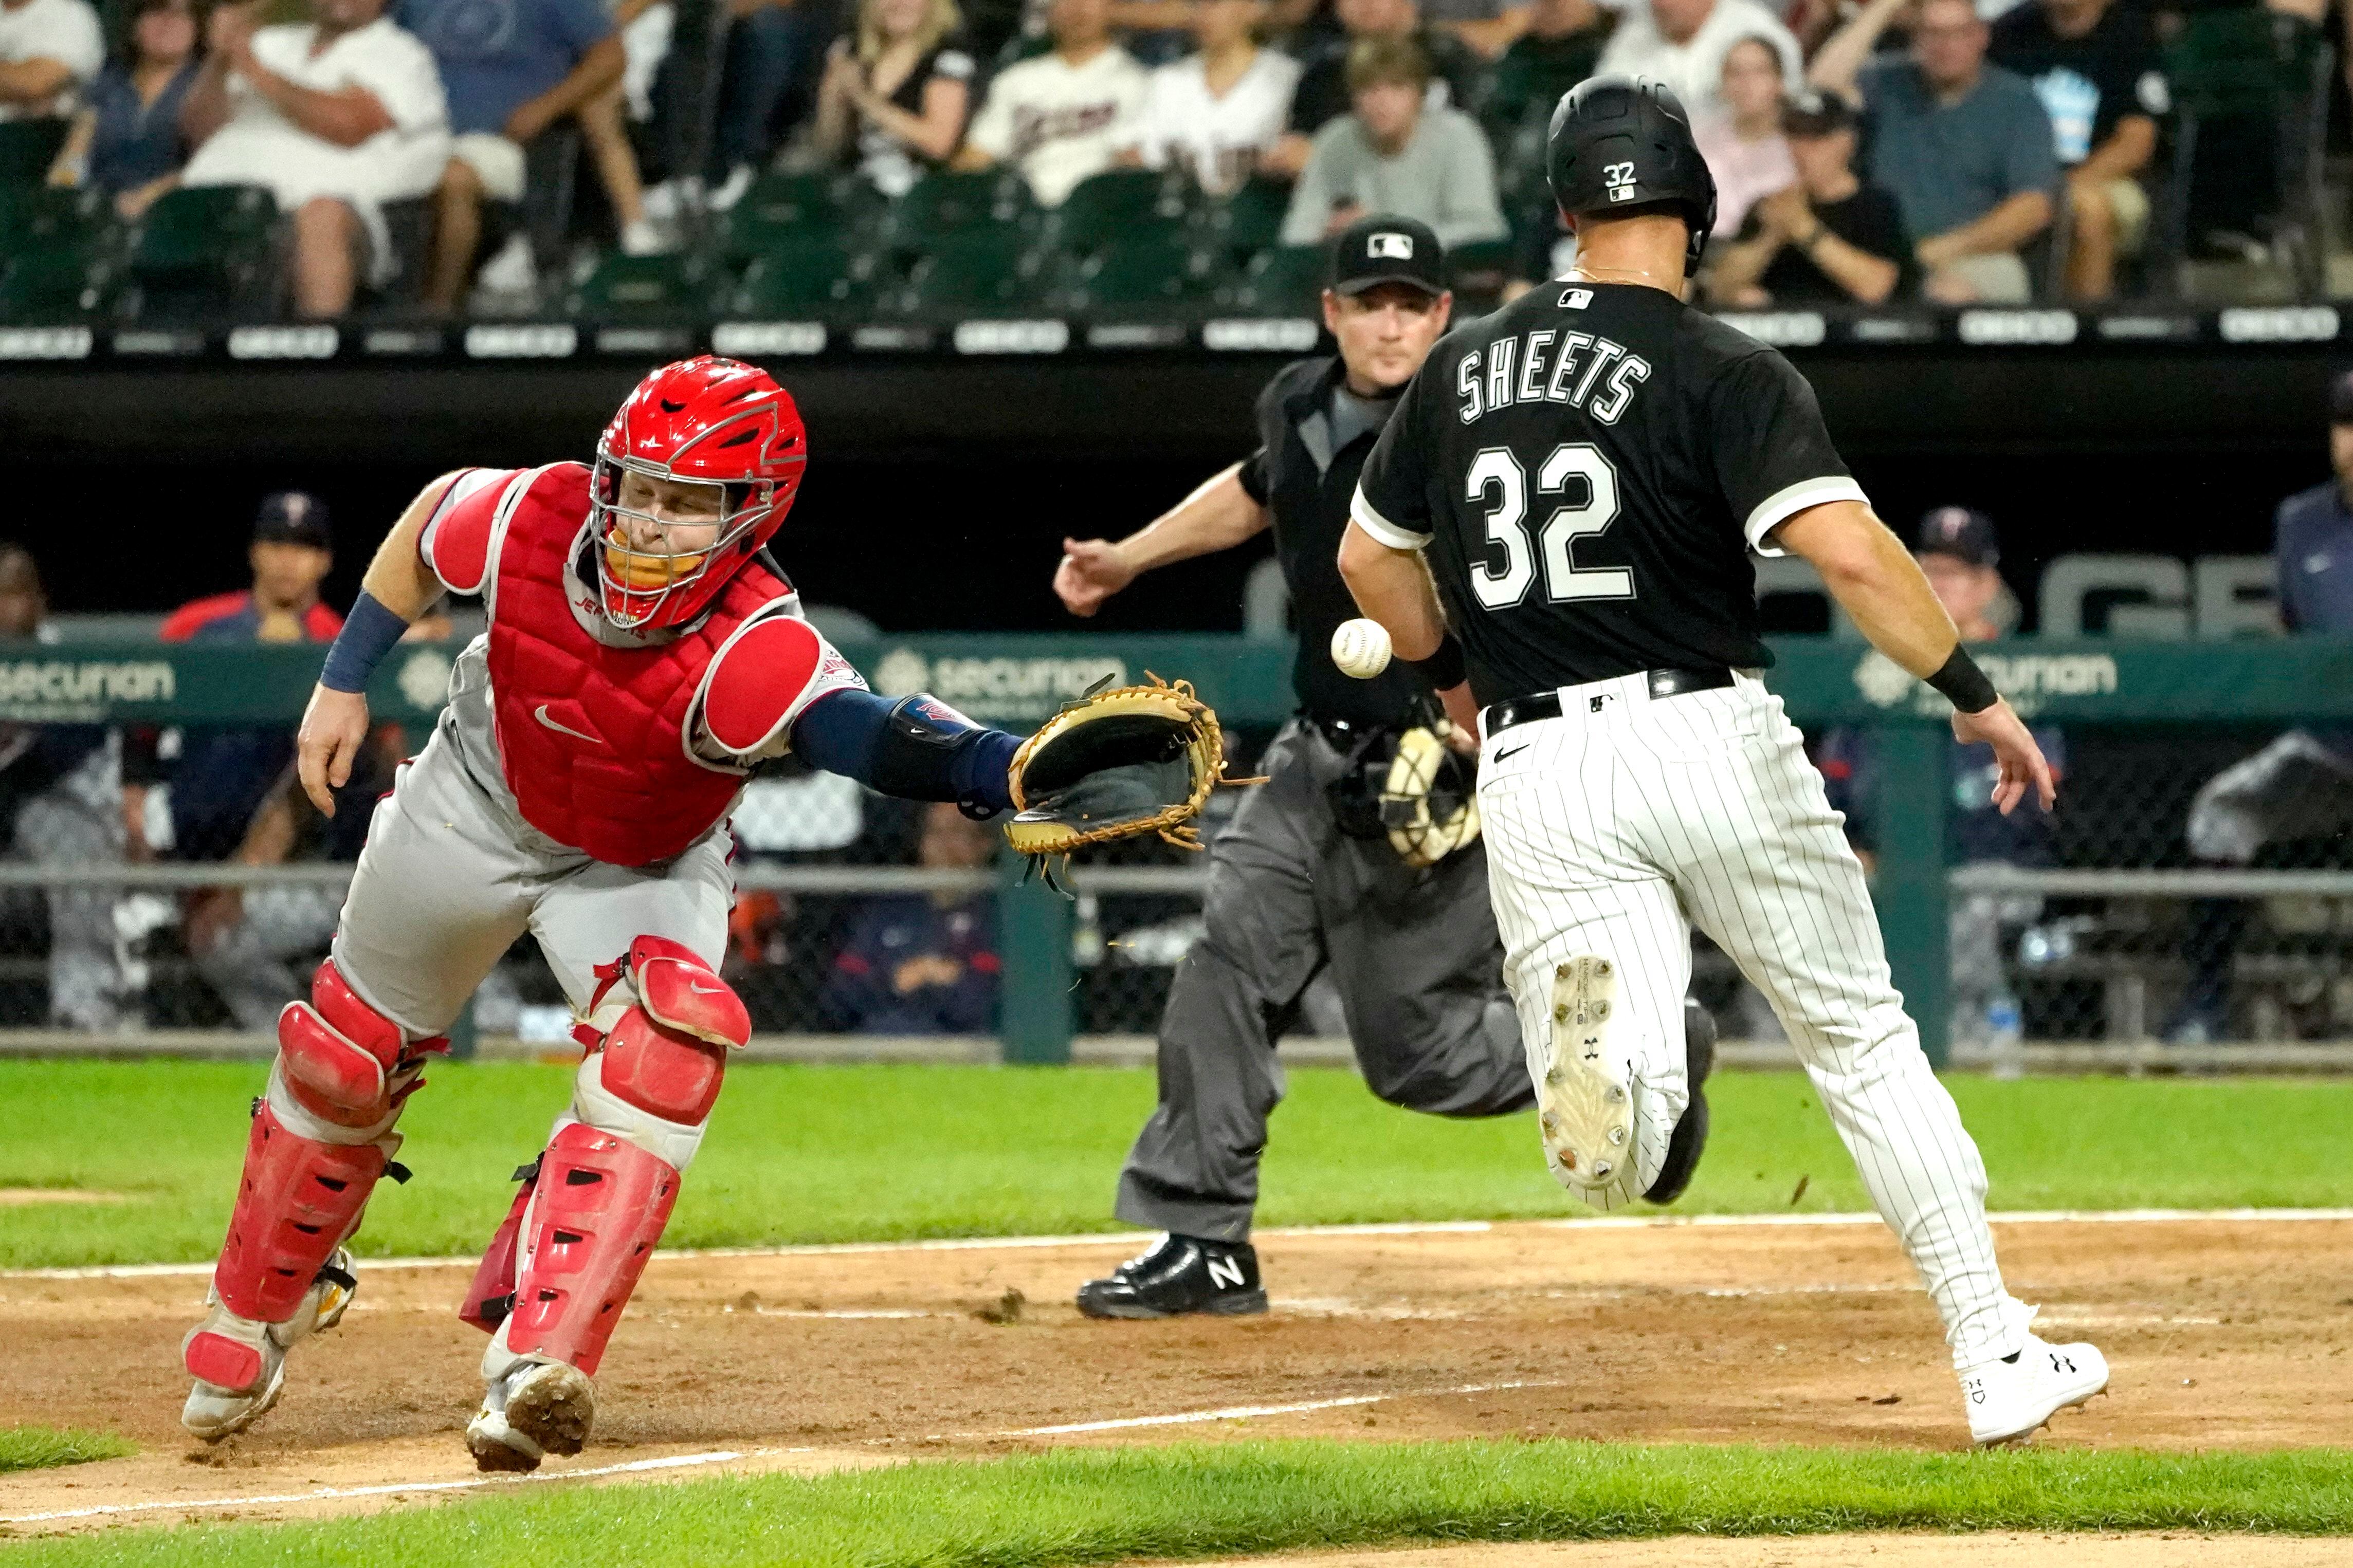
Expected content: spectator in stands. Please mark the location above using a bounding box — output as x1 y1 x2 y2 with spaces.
1691 35 1790 239
0 0 100 124
1280 36 1504 247
812 0 973 199
1421 0 1529 60
46 0 197 220
1476 0 1608 135
957 0 1146 206
1814 508 2060 1050
0 546 131 1034
1121 0 1297 196
702 0 829 210
577 0 668 253
1989 0 2165 302
1809 0 2057 304
2167 373 2353 1043
1269 0 1480 175
179 0 449 319
399 0 623 311
1593 0 1798 122
1704 88 1907 306
819 801 1000 1035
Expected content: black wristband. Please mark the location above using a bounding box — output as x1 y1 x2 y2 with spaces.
1926 645 1999 713
1410 632 1468 692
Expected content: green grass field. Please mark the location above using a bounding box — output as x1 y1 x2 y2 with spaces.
2 1060 2347 1268
0 1428 132 1475
12 1441 2353 1566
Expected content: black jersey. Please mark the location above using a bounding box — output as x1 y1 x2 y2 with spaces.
1351 281 1865 705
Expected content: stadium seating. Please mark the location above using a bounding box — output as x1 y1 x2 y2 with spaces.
122 185 279 318
883 170 1039 263
0 118 68 184
729 238 877 314
1197 176 1289 272
891 229 1045 315
0 246 106 320
565 251 709 318
1232 245 1325 314
2158 9 2333 298
1047 169 1191 260
719 170 876 268
1055 235 1220 316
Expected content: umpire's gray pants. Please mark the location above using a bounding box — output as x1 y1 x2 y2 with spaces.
1116 719 1532 1242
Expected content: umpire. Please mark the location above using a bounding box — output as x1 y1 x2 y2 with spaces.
1054 215 1711 1318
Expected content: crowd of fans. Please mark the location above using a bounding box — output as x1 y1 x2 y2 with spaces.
0 0 2329 315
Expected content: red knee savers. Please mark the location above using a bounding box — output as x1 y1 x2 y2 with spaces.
625 936 751 1049
277 961 448 1129
500 1122 678 1376
214 1104 386 1322
599 1009 728 1124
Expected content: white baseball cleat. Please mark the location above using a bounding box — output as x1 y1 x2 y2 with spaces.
180 1249 357 1442
1537 955 1635 1199
1960 1331 2110 1445
467 1358 596 1473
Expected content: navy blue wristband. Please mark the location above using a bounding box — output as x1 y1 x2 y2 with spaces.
320 592 411 694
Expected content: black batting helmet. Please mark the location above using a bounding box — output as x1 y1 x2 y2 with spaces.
1545 76 1719 277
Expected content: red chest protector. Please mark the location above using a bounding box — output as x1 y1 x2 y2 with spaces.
486 465 792 868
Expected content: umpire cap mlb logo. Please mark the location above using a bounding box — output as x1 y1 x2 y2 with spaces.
1333 213 1446 296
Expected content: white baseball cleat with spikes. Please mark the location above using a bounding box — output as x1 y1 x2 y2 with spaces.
467 1357 596 1473
1961 1329 2110 1445
1537 955 1635 1200
180 1248 357 1442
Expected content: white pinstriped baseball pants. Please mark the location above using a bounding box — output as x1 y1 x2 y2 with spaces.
1478 670 2022 1370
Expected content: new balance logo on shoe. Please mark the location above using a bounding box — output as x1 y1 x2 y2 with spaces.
1206 1256 1248 1292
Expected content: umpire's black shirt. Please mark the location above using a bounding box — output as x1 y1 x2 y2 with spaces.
1241 354 1431 728
1351 281 1866 707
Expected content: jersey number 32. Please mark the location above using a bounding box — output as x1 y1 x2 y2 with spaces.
1465 444 1634 610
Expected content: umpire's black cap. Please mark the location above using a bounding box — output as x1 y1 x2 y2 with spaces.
1331 214 1447 297
1545 76 1719 278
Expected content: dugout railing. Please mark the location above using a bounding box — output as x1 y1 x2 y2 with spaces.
3 634 2350 1067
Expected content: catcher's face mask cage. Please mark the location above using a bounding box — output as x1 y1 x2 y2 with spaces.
589 354 806 631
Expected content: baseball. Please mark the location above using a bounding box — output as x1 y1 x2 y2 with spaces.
1330 617 1394 679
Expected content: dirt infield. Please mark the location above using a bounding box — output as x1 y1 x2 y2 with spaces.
3 1215 2348 1541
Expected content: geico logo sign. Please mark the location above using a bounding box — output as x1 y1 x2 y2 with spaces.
1203 318 1320 353
228 325 338 360
1717 311 1826 347
0 327 92 360
712 322 827 357
465 324 579 359
0 660 176 705
2219 307 2340 343
1977 653 2118 698
952 320 1069 355
1957 309 2078 345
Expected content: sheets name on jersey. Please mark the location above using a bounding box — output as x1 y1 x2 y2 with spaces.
1454 325 1653 428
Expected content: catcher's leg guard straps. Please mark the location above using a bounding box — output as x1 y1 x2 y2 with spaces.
460 1158 540 1334
498 1121 678 1376
211 1103 388 1323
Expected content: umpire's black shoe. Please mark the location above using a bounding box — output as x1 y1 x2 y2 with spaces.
1076 1234 1267 1319
1644 998 1718 1206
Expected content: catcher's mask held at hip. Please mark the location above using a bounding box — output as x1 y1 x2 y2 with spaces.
589 355 807 631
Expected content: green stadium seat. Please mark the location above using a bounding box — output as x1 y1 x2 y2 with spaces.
0 118 69 183
896 230 1044 314
718 170 868 267
1048 169 1189 259
125 184 279 315
1200 176 1289 266
730 239 875 313
1057 237 1218 315
0 248 106 320
2157 10 2331 294
564 251 708 317
0 185 107 262
883 170 1037 255
1232 244 1325 313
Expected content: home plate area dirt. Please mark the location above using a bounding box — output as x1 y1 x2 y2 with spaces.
3 1216 2347 1541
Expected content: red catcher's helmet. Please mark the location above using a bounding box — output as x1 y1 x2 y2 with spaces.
590 356 807 630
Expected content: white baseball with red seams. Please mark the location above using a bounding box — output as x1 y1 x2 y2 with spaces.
1329 617 1393 680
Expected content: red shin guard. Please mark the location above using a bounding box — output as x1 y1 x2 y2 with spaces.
210 1104 386 1324
498 1122 678 1376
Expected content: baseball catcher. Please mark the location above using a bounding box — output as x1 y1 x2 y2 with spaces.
177 356 1219 1470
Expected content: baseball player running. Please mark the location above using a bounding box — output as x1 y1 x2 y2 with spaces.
179 357 1047 1471
1336 80 2108 1445
1054 215 1713 1320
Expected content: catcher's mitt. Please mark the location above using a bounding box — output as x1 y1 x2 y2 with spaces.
1004 673 1253 890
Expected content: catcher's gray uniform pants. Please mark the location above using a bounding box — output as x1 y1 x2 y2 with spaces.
1116 718 1533 1242
330 728 734 1041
